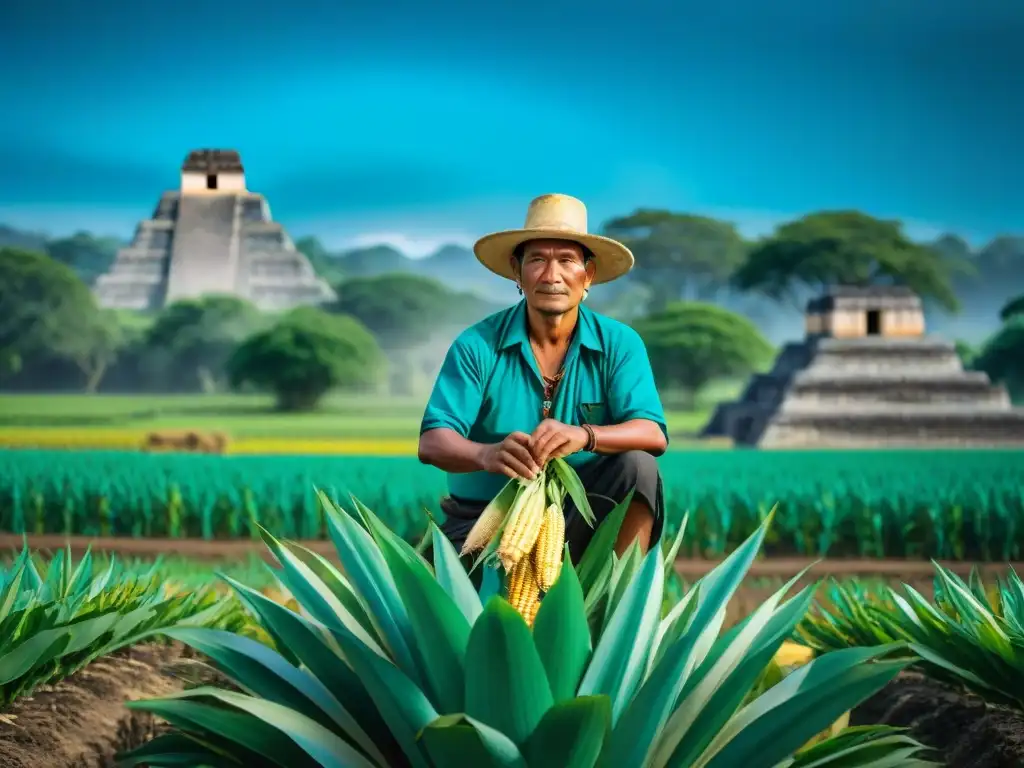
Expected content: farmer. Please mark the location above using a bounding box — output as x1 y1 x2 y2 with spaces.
418 193 669 563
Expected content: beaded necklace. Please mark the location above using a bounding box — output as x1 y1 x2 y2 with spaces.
541 369 565 418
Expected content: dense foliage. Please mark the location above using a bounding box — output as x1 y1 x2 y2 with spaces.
2 449 1022 561
632 302 774 405
118 495 934 767
0 545 245 709
228 308 386 410
796 564 1024 710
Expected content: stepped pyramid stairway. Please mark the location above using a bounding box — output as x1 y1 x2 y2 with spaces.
703 286 1024 448
94 149 334 311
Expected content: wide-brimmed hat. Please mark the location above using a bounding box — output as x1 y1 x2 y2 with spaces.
473 193 634 285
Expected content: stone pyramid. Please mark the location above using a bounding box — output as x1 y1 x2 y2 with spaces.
702 285 1024 447
94 149 336 311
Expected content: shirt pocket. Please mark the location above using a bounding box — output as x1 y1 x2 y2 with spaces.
578 401 607 426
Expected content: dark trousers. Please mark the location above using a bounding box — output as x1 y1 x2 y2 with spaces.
435 450 665 566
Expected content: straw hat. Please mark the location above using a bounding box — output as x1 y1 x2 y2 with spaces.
473 194 634 285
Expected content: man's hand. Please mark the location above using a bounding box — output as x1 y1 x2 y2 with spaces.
529 419 589 466
477 431 541 480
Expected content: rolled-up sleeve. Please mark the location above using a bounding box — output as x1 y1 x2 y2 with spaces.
420 333 486 437
607 327 669 440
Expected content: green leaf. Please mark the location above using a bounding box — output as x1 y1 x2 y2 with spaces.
0 627 71 684
601 539 645 632
625 515 780 766
116 731 248 767
464 598 553 745
330 620 439 767
220 574 403 763
551 458 596 527
431 521 484 625
130 687 379 768
282 542 380 644
659 581 819 767
698 645 914 768
318 494 421 682
376 514 472 713
523 695 611 768
533 550 592 702
418 713 527 768
258 523 387 659
126 695 316 767
577 544 664 723
163 627 388 766
576 488 634 596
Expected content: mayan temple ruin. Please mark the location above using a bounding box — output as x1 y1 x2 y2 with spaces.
703 285 1024 447
94 149 335 311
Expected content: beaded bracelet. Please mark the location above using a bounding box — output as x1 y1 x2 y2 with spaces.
582 424 597 452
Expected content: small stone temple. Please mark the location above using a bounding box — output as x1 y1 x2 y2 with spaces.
94 149 336 311
702 285 1024 447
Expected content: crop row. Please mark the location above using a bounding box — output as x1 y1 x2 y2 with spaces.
1 448 1022 560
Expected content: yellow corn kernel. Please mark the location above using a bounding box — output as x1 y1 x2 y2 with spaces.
532 502 565 591
506 555 541 621
525 594 541 627
498 478 545 571
460 501 506 555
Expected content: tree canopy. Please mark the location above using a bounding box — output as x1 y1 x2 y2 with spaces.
227 308 385 411
144 295 265 392
632 302 774 404
0 247 101 379
330 273 496 349
999 294 1024 323
602 210 748 310
731 211 966 311
973 317 1024 403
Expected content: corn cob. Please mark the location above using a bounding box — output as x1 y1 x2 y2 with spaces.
533 502 565 590
525 594 541 626
498 477 545 571
506 554 541 625
460 488 514 555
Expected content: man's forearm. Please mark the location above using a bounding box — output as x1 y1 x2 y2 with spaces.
590 419 668 456
418 428 489 473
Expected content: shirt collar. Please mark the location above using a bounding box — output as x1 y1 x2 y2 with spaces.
498 299 603 353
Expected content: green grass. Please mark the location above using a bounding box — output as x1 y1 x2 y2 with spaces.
0 381 744 442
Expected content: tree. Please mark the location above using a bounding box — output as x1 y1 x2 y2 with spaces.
999 294 1024 323
46 231 122 285
731 211 967 311
632 302 774 407
953 339 977 369
227 308 385 411
330 273 494 350
974 317 1024 403
143 295 265 392
62 309 130 392
295 236 344 284
0 247 99 379
602 210 748 310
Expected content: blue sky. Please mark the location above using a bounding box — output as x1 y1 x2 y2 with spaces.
1 0 1020 255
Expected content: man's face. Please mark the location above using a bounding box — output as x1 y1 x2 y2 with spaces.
511 239 596 316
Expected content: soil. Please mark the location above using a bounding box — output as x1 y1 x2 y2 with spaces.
851 672 1024 768
0 643 201 768
4 534 1021 578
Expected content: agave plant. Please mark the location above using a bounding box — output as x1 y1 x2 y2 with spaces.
797 562 1024 710
0 545 246 709
120 492 935 767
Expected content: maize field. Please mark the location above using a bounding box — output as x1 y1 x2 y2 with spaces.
1 448 1022 559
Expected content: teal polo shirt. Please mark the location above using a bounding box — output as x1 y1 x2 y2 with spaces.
420 300 668 501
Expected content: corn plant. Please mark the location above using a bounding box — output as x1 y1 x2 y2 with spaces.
0 544 247 709
2 448 1022 560
119 492 935 767
796 564 1024 710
